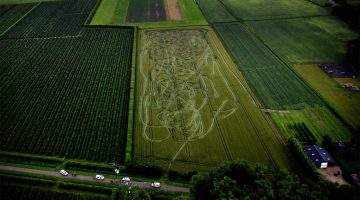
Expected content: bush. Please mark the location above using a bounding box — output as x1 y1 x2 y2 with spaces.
168 170 197 182
287 137 320 180
124 162 163 178
64 161 114 174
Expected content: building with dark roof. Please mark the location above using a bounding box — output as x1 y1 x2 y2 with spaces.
305 145 335 168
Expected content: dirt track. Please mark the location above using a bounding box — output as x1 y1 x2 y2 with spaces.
164 0 183 20
0 165 190 193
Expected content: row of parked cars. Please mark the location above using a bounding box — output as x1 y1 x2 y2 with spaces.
59 170 161 187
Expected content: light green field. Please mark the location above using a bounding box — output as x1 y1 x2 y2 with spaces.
220 0 329 20
214 22 323 110
134 27 295 173
91 0 207 28
307 0 329 6
294 64 360 129
91 0 129 25
270 106 352 143
250 17 358 64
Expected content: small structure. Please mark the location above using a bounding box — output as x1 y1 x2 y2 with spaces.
305 145 335 168
344 83 354 89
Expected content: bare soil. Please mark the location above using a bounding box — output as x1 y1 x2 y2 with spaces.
318 165 348 185
164 0 183 21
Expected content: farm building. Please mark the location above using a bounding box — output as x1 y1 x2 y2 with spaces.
305 145 335 168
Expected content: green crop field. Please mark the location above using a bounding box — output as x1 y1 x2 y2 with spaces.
126 0 166 23
214 23 323 110
91 0 207 28
0 3 37 35
0 0 57 4
195 0 236 23
0 0 134 163
294 64 360 129
133 27 295 173
249 17 358 64
220 0 329 20
3 0 97 38
91 0 129 25
270 106 352 143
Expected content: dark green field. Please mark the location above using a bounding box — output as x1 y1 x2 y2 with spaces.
0 3 36 34
0 0 134 163
195 0 236 23
126 0 166 23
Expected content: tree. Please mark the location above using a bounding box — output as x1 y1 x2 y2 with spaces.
128 190 151 200
190 159 357 200
190 172 212 200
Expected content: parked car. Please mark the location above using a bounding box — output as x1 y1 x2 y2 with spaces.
151 182 161 188
95 175 105 180
60 170 68 176
122 177 130 182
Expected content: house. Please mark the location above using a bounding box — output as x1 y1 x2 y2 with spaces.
305 145 335 168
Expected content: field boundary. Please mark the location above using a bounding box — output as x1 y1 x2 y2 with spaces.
125 27 138 162
0 2 40 37
83 0 102 25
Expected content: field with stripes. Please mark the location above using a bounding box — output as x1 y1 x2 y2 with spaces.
133 27 294 172
0 0 358 179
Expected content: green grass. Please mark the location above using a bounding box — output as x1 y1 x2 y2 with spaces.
91 0 207 28
270 106 352 143
249 16 358 64
294 64 360 129
306 0 329 6
213 22 323 110
220 0 329 20
91 0 129 25
195 0 236 23
134 27 296 173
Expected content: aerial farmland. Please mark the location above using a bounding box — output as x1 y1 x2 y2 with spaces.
0 0 359 199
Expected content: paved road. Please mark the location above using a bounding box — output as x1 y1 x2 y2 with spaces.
0 166 190 193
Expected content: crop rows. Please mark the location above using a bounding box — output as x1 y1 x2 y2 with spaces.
2 0 97 39
0 3 36 34
126 0 166 23
220 0 329 21
249 17 358 64
214 23 323 109
0 27 134 163
1 184 107 200
270 106 352 142
195 0 236 23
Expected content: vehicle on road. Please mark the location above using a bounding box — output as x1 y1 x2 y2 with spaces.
60 170 68 176
95 175 105 180
122 177 130 182
151 182 161 188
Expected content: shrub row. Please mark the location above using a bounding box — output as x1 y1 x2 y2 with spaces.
0 152 63 167
287 137 320 180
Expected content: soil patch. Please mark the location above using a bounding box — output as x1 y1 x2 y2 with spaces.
164 0 183 20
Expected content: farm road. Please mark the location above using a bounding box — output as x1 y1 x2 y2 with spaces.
0 165 190 193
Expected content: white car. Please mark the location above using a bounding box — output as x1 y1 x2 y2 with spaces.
60 170 68 176
95 175 105 180
151 182 161 188
122 177 130 182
